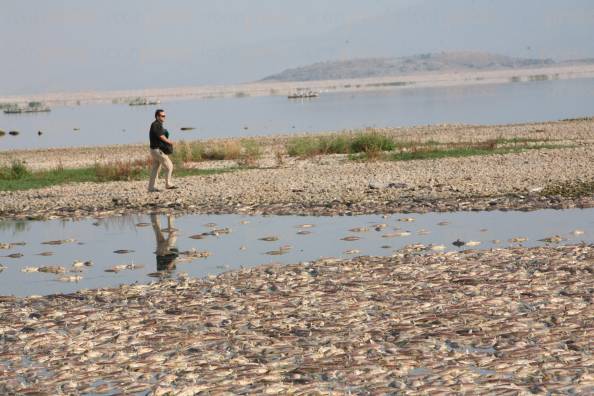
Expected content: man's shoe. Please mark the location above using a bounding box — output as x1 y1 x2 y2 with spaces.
166 185 178 190
148 188 161 192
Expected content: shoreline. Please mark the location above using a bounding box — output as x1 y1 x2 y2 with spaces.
1 118 594 221
1 64 594 107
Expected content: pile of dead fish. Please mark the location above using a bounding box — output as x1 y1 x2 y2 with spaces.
1 244 593 394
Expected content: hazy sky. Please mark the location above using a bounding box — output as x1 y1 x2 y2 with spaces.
1 0 593 95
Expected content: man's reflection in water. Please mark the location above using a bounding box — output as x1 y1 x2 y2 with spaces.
151 214 179 272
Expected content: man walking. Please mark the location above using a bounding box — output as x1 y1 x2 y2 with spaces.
148 109 177 192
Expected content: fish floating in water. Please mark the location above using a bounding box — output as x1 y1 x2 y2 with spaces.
297 224 315 229
341 236 361 242
36 251 54 256
571 229 585 236
398 217 416 222
135 223 151 227
259 236 279 242
382 231 411 238
5 253 24 258
42 239 76 245
57 275 82 282
539 235 566 244
437 221 450 226
509 237 528 243
344 249 361 255
113 249 134 254
296 230 311 235
465 241 481 247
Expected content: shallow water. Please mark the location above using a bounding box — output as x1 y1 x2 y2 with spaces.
0 208 592 297
1 78 594 150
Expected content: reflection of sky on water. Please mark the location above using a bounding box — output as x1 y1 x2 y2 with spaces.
0 208 593 297
1 78 594 150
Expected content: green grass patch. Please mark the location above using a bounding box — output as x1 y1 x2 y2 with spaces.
286 131 396 157
171 140 263 165
0 160 237 192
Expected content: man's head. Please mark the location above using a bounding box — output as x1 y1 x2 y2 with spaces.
155 109 166 122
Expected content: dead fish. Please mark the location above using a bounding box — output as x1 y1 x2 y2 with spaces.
147 272 166 278
452 239 465 247
21 267 39 273
480 228 488 232
492 239 501 244
431 244 446 251
126 263 144 270
57 275 82 282
113 249 134 254
83 260 93 267
161 227 178 232
296 230 311 235
206 228 231 236
571 229 585 236
265 250 289 256
398 217 416 222
42 239 76 245
349 227 369 233
239 245 247 250
465 241 481 247
539 235 566 244
341 236 361 241
72 260 85 268
189 234 205 239
5 253 23 258
105 264 128 273
344 249 361 255
180 127 195 131
382 231 411 238
509 237 528 243
381 245 392 249
297 224 315 228
0 243 10 249
0 264 5 272
259 236 279 242
135 222 151 227
374 224 388 231
73 128 80 131
239 220 250 225
417 229 431 235
37 251 54 256
204 223 217 228
437 221 450 226
11 241 26 246
38 266 66 274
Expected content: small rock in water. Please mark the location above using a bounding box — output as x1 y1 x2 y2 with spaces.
437 221 450 226
180 127 195 131
341 236 361 242
135 223 151 227
37 130 43 136
398 217 415 222
297 224 315 229
189 234 205 240
509 237 528 243
430 244 446 251
465 241 481 247
492 239 501 244
8 131 19 136
0 264 5 272
239 245 247 251
239 220 250 225
480 229 488 232
21 267 39 273
452 239 466 247
5 253 24 258
374 224 388 231
344 249 361 255
417 229 431 235
296 230 311 235
381 245 392 249
382 231 411 238
204 223 217 228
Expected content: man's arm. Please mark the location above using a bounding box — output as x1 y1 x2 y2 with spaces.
159 134 173 145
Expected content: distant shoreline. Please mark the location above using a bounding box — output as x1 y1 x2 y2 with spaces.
2 64 594 107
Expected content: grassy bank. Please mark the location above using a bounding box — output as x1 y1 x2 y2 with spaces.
285 131 570 160
0 160 237 191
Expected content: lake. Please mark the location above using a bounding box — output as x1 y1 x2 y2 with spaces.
1 78 593 151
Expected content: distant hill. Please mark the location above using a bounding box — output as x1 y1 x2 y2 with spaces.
261 52 561 82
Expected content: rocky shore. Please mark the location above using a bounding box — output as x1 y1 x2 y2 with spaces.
1 244 593 394
1 119 594 220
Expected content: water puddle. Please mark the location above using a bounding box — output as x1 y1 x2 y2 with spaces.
0 209 592 297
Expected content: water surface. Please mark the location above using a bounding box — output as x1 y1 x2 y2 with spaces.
1 78 593 151
0 208 592 297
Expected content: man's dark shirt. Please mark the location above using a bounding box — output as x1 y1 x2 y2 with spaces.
149 120 164 149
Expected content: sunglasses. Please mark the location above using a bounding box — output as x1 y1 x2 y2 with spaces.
159 114 166 118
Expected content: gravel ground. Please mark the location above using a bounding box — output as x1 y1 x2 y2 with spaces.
1 119 594 220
